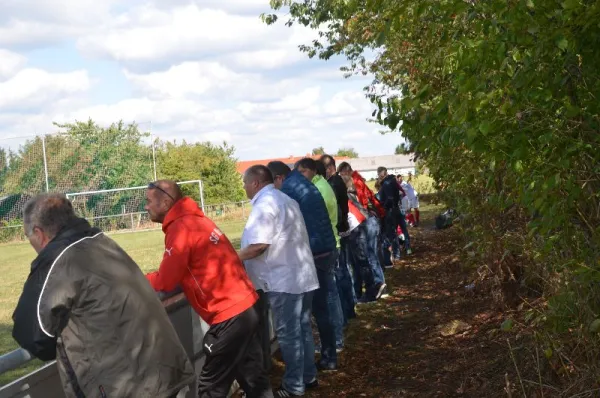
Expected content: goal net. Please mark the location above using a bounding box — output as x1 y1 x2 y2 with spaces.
66 180 205 233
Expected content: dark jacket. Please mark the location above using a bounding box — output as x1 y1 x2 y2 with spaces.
281 169 337 255
327 173 350 234
12 218 195 398
378 175 401 210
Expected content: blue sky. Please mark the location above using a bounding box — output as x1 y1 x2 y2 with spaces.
0 1 404 160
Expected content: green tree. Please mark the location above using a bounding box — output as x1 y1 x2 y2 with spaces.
51 119 153 192
156 140 244 205
395 143 411 155
263 0 600 391
336 147 358 158
312 146 325 155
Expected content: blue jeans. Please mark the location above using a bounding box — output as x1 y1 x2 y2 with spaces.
398 208 411 251
313 251 342 367
365 216 385 287
267 291 317 395
335 239 357 333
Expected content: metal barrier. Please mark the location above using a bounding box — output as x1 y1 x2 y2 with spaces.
0 290 276 398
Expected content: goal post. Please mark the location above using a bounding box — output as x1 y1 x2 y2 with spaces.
66 180 205 233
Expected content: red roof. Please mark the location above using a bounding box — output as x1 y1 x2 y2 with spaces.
236 155 349 174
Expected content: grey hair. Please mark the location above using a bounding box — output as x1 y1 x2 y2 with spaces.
23 193 77 238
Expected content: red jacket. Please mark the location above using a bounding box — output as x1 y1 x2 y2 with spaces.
147 197 257 325
351 171 386 218
348 201 367 224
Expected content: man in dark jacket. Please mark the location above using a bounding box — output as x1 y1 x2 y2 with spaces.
267 161 339 371
12 193 195 398
377 166 402 262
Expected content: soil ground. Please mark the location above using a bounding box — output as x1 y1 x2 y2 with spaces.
266 205 519 397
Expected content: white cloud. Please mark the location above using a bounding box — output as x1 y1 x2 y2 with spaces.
79 6 267 62
324 91 370 116
77 3 318 71
124 61 260 99
0 68 90 109
0 0 118 47
0 1 406 161
0 49 26 79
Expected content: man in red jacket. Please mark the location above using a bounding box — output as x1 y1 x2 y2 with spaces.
145 180 273 398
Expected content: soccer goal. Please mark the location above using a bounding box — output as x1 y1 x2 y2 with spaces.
66 180 205 233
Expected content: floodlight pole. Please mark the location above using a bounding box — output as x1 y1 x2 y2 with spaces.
41 134 49 192
150 121 157 181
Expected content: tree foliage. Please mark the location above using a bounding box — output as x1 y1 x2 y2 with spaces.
395 143 411 155
263 0 600 389
0 120 245 225
312 146 325 155
156 140 245 205
336 147 358 158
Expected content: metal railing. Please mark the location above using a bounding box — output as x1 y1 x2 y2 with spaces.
0 290 276 398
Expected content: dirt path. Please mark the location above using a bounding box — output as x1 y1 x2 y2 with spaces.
268 208 517 397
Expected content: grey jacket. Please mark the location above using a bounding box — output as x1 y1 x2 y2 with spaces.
12 218 195 397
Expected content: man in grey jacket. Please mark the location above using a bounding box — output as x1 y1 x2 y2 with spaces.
12 193 195 398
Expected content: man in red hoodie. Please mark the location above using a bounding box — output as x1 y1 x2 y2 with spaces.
145 180 273 398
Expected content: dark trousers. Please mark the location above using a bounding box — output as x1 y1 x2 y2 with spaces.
383 207 402 260
347 223 376 299
335 238 357 327
256 290 272 373
197 303 273 398
312 251 341 367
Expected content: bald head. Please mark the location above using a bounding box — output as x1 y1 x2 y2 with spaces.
149 180 183 202
243 165 273 200
246 165 274 185
145 180 183 223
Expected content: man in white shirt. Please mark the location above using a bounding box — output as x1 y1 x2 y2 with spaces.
398 174 420 226
238 165 320 398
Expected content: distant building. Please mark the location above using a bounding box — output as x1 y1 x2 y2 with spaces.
236 154 349 175
236 153 415 181
346 154 415 180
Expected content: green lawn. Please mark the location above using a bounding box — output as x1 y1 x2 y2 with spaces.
0 219 246 386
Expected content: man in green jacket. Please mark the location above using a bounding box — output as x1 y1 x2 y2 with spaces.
296 157 345 360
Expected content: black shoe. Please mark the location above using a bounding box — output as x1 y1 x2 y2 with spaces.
316 361 337 371
357 297 376 304
376 283 387 299
273 387 295 397
306 378 319 389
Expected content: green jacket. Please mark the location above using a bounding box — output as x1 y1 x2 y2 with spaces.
313 174 339 247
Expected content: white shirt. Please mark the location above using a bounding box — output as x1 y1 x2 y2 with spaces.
241 184 319 294
400 195 410 213
401 181 418 200
347 213 361 233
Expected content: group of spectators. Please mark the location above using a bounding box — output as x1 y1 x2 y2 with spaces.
10 154 420 398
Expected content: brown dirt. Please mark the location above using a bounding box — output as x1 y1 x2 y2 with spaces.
266 211 521 397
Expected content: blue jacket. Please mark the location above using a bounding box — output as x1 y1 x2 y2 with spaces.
281 170 337 255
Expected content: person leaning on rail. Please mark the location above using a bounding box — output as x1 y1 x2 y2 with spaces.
11 193 195 398
144 180 273 398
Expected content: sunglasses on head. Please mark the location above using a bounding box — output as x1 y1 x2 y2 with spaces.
148 182 176 202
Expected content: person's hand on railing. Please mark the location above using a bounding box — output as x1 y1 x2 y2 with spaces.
156 285 183 301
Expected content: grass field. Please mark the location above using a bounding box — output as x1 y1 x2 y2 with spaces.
0 219 246 386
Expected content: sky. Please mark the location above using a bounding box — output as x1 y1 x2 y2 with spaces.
0 0 404 160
